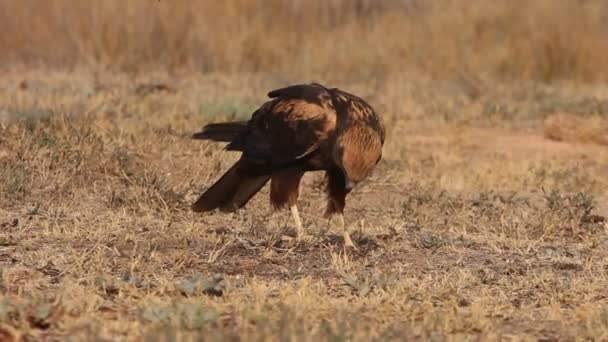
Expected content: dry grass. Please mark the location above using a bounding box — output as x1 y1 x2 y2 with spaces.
544 112 608 146
2 0 608 82
2 1 608 339
1 71 608 340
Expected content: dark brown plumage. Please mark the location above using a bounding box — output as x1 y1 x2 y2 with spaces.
191 83 385 247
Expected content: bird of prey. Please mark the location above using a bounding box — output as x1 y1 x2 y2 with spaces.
191 83 385 248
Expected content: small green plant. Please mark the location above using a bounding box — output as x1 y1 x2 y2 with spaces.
180 305 221 330
141 304 172 324
95 271 152 298
419 233 446 250
339 271 393 297
570 192 595 217
177 273 224 297
481 101 514 121
140 303 221 329
544 189 595 216
544 189 564 211
1 161 30 199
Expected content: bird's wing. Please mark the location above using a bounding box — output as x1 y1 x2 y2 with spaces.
226 84 337 166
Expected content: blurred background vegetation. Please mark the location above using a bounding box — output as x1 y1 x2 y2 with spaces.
1 0 607 82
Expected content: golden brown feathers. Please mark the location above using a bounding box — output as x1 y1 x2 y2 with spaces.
335 124 383 184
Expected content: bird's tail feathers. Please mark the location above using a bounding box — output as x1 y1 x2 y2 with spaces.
192 121 247 142
191 160 269 213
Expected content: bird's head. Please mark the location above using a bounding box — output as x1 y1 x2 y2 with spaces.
333 125 383 191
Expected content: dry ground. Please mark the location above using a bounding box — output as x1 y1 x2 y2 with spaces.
1 71 608 341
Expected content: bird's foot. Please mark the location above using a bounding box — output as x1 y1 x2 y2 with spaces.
335 214 358 250
343 231 358 250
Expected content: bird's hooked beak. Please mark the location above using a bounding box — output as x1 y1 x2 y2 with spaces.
345 178 357 191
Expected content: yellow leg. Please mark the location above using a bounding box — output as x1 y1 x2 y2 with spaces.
337 214 356 249
290 204 305 238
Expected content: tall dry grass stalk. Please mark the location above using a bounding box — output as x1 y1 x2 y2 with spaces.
1 0 607 81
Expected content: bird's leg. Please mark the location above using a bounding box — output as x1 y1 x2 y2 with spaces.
337 213 357 249
290 204 305 239
270 169 306 240
324 170 356 248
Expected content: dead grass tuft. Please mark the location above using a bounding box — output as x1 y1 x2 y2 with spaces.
543 112 608 146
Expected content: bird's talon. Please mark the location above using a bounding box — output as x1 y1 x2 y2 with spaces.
345 243 359 251
343 232 358 250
